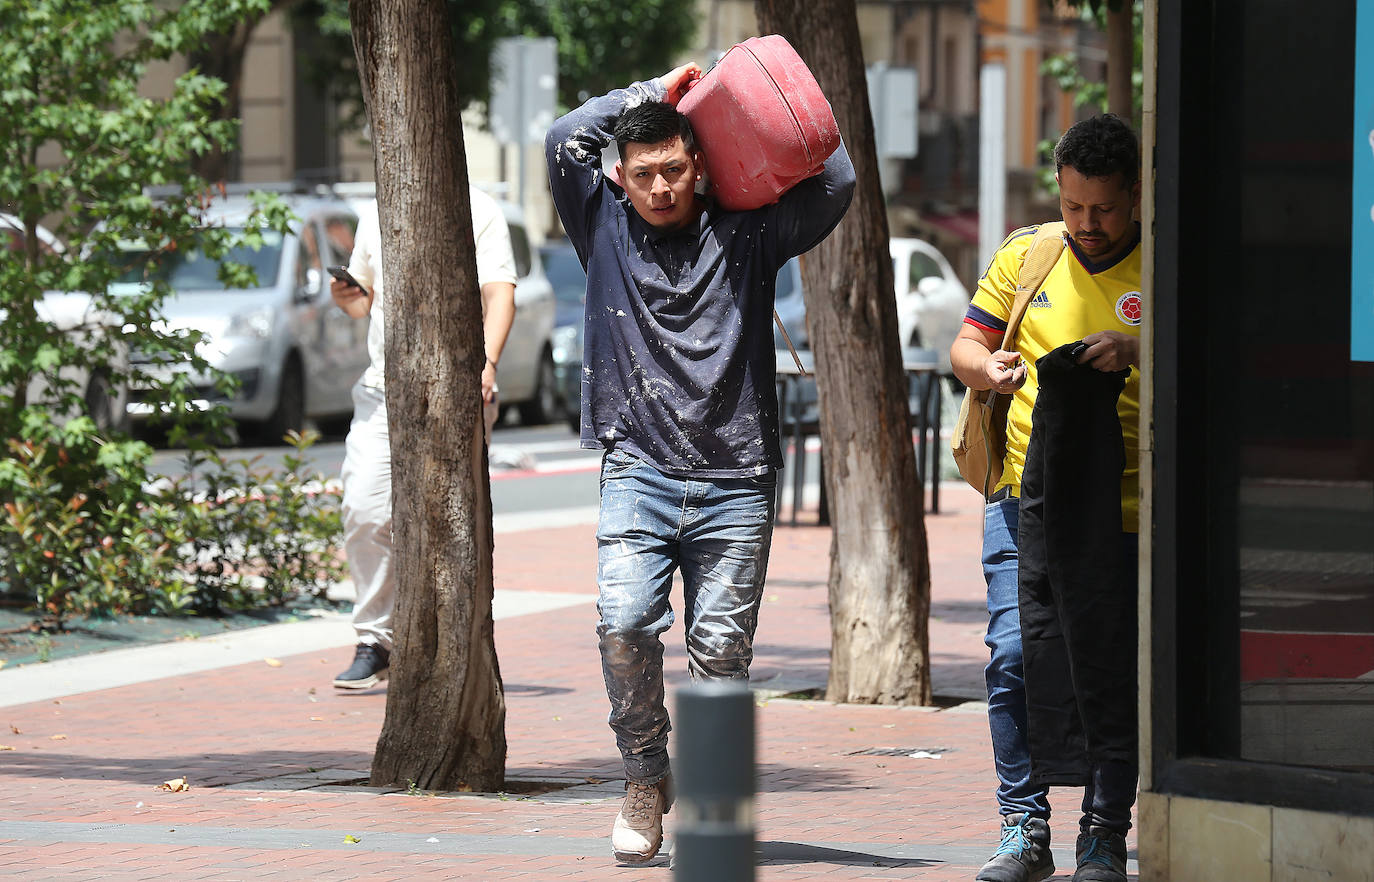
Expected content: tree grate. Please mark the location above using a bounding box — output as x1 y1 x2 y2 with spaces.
847 746 954 757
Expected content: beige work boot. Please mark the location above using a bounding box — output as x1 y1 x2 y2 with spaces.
611 778 670 863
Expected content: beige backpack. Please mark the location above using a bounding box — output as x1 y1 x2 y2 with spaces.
950 222 1067 499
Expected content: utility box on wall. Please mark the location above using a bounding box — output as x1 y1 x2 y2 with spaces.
866 63 918 196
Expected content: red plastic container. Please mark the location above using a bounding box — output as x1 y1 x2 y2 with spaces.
677 35 841 211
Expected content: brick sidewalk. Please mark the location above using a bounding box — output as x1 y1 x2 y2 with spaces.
0 482 1137 880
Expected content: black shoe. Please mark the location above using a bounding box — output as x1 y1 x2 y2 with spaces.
1072 826 1128 882
976 813 1054 882
333 643 390 689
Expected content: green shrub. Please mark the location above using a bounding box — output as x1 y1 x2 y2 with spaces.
0 0 344 622
0 421 344 619
173 429 347 614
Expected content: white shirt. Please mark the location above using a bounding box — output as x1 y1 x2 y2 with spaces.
350 186 518 390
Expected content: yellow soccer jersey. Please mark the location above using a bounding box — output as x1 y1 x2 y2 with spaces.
965 224 1143 532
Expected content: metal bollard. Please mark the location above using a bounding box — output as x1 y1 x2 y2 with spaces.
672 681 755 882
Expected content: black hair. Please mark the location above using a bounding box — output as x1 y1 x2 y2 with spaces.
1053 113 1140 185
613 101 697 160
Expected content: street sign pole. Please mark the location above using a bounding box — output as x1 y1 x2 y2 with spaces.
979 63 1007 274
491 37 557 213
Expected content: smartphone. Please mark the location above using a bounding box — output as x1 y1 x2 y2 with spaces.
328 265 364 290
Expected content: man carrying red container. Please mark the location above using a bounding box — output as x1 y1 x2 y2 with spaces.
545 61 854 863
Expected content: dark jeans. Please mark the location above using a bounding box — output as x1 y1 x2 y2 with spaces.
595 448 776 784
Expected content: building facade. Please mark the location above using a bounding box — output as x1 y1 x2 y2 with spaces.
164 2 1104 286
1142 1 1374 877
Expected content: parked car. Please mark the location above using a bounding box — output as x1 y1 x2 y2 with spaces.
890 237 970 372
2 213 129 433
539 240 586 433
110 190 368 443
771 256 807 350
336 186 559 426
493 201 558 425
770 238 970 371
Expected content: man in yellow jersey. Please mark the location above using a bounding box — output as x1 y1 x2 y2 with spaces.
950 114 1141 882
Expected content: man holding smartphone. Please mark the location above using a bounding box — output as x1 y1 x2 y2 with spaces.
328 185 517 689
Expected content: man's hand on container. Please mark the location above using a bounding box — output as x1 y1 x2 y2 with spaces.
661 62 702 106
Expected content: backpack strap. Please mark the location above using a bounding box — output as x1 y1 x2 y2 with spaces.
963 222 1068 501
1000 221 1067 350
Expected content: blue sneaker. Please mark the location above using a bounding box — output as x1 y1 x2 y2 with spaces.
1073 826 1128 882
976 813 1054 882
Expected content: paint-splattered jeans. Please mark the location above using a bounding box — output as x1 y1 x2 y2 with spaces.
596 447 777 784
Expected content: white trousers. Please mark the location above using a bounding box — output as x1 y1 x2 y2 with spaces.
340 381 497 650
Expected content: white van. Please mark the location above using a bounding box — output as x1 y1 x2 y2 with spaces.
2 213 130 433
890 237 971 371
114 190 369 443
771 237 971 370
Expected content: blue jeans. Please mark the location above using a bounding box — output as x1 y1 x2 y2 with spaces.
983 496 1052 818
596 448 777 784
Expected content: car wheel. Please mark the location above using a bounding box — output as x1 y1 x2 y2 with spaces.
517 348 558 426
84 370 128 435
255 358 305 445
315 412 354 440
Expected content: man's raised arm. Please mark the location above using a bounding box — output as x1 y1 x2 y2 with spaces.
544 79 667 253
770 138 857 260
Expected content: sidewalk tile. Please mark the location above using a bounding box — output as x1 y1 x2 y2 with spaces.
0 483 1139 879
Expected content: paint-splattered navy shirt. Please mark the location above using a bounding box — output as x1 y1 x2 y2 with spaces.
545 79 855 477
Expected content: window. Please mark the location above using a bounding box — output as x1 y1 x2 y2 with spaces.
322 215 358 268
908 252 942 289
508 223 531 279
107 230 284 290
296 223 322 290
775 259 798 301
1156 0 1374 811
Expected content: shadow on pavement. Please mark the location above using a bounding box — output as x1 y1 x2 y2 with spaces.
762 577 827 590
504 682 576 697
501 757 864 793
757 840 941 868
0 750 375 787
930 599 994 624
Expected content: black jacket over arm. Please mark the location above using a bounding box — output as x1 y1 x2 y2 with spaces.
1017 342 1136 787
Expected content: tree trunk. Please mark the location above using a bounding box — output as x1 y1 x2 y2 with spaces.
188 1 305 183
1105 4 1133 119
754 0 932 705
189 25 250 184
349 0 506 791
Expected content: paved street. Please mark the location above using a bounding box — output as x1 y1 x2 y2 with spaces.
144 421 828 527
145 423 608 518
0 479 1139 880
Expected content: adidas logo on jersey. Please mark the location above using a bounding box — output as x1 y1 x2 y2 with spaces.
1029 289 1053 308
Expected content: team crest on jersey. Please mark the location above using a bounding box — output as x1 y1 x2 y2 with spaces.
1116 292 1143 326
